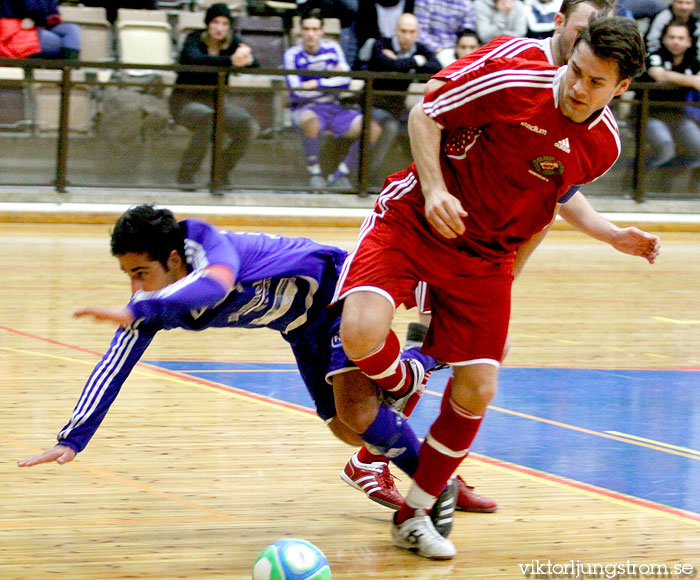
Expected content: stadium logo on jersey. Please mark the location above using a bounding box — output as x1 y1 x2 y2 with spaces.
520 121 547 135
532 156 564 176
554 137 571 153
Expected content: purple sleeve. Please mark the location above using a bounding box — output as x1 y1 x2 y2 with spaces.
128 272 230 329
57 325 156 453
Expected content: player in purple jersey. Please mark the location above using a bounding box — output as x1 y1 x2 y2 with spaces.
284 7 382 189
17 205 491 529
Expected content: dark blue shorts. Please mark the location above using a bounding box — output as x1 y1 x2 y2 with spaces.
287 316 357 422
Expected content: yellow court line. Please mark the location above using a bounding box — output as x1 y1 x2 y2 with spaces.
468 453 700 528
606 431 700 456
423 388 700 461
653 316 700 325
7 344 698 525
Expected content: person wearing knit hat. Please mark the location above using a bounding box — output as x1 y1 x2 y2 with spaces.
169 2 259 193
205 3 233 25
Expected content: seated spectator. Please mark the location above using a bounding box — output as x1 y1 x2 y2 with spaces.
641 20 700 170
355 0 415 68
646 0 700 60
367 13 441 117
298 0 361 72
474 0 528 43
366 12 440 177
0 0 81 59
284 7 382 189
524 0 560 38
436 27 481 66
168 3 260 191
414 0 476 54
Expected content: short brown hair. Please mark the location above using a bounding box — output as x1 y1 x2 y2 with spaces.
573 16 646 80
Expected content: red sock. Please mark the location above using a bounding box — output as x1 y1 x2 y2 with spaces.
413 397 483 499
357 446 386 464
352 329 410 395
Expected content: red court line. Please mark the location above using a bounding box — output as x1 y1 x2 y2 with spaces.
473 454 700 524
3 323 698 523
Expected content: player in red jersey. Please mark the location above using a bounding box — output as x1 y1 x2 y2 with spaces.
335 17 657 559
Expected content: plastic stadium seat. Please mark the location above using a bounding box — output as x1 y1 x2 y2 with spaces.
59 5 114 62
116 10 174 66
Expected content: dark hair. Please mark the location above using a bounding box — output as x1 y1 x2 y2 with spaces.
559 0 615 19
299 6 324 24
573 17 646 80
456 28 481 44
661 19 692 39
111 205 185 268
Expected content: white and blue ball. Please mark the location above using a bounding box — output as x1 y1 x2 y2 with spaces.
252 538 331 580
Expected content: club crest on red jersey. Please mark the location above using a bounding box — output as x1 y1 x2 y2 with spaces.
532 156 564 176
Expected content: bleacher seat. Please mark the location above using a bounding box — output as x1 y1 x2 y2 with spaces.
234 15 286 68
58 5 113 62
231 15 287 132
175 10 205 48
116 8 174 65
32 69 92 133
0 67 32 132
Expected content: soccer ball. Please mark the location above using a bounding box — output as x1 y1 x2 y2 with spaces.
252 538 331 580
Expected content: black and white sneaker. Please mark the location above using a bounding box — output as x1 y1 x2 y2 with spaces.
430 477 459 538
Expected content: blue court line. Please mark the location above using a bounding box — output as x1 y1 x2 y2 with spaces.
145 361 700 515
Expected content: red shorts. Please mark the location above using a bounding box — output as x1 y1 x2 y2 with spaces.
335 169 513 364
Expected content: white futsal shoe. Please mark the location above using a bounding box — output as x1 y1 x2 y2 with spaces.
391 509 457 560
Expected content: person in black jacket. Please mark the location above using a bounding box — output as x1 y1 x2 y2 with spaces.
169 3 260 190
367 12 441 118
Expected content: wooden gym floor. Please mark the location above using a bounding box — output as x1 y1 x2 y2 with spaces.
2 221 698 579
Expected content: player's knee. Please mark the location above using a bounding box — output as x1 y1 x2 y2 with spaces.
326 416 364 445
339 315 384 359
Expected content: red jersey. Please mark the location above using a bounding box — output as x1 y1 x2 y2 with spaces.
400 56 621 262
436 36 555 79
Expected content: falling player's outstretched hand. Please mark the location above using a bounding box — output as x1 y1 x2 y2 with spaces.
74 306 135 327
610 227 661 264
425 189 468 239
18 445 76 467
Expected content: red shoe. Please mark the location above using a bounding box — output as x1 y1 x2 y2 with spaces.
456 475 498 512
341 452 404 510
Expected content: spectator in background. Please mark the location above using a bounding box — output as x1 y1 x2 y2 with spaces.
641 20 700 170
366 13 441 177
0 0 81 59
524 0 560 38
367 13 441 118
646 0 700 60
169 3 260 191
474 0 528 43
436 27 481 66
355 0 415 67
284 7 382 189
414 0 476 54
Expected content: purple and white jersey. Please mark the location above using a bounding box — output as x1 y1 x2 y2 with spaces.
283 40 352 108
57 220 346 453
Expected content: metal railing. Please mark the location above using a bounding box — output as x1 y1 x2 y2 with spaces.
0 57 697 201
